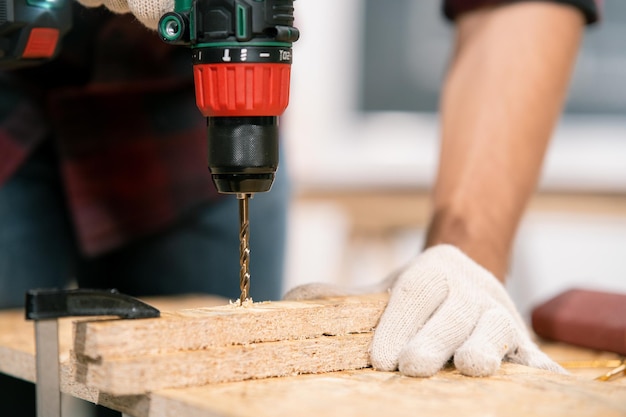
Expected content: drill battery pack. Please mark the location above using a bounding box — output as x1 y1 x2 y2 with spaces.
0 0 72 69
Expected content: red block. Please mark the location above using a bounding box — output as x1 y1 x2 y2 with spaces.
22 28 60 59
532 288 626 355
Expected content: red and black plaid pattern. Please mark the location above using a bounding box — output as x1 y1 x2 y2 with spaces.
0 7 220 255
48 81 219 255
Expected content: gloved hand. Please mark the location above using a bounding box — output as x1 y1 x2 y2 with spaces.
285 244 565 377
76 0 173 29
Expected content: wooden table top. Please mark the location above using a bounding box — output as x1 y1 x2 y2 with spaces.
1 295 624 417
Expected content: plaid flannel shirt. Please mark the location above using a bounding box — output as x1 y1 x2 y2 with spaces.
0 7 221 255
0 0 599 256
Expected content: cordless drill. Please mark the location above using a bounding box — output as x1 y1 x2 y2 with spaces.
158 0 299 303
0 0 71 69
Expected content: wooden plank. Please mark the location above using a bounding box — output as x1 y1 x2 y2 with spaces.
73 294 387 359
539 341 626 382
0 295 227 416
72 295 388 395
151 367 626 417
74 333 372 395
0 295 228 384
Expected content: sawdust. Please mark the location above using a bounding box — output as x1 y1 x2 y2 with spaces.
229 298 256 308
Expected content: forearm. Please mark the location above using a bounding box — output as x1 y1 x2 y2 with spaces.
425 2 585 280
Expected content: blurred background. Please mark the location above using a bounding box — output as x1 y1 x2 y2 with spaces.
281 0 626 319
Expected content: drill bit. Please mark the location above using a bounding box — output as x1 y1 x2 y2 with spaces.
237 193 251 304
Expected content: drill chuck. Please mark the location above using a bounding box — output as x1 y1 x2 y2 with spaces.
207 116 278 194
0 0 72 69
158 0 298 195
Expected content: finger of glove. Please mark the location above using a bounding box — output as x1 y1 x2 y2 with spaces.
507 343 568 375
128 0 174 29
396 294 481 377
454 306 518 377
370 272 448 372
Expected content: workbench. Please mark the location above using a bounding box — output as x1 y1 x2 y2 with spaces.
1 295 624 417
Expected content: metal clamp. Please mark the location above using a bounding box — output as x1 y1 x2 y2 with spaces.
26 288 160 417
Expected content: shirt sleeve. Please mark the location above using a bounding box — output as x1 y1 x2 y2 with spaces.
443 0 601 24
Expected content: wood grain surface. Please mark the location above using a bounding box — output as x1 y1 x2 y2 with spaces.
151 366 626 417
74 294 387 359
1 295 625 417
73 294 387 395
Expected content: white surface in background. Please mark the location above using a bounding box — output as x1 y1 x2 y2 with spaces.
341 229 425 288
286 202 626 323
283 202 350 293
509 212 626 320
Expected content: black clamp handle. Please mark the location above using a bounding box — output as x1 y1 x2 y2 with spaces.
25 288 160 320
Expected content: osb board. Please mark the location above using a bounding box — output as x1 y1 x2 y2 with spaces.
72 294 387 395
540 341 626 383
1 295 625 417
0 296 227 380
74 333 373 395
74 294 387 359
150 366 626 417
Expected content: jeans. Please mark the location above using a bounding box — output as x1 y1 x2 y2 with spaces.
0 140 289 416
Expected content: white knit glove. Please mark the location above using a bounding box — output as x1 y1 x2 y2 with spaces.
285 244 565 377
76 0 173 29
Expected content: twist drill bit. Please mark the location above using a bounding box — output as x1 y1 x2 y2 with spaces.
237 193 251 304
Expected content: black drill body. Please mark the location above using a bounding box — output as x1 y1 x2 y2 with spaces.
158 0 298 301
